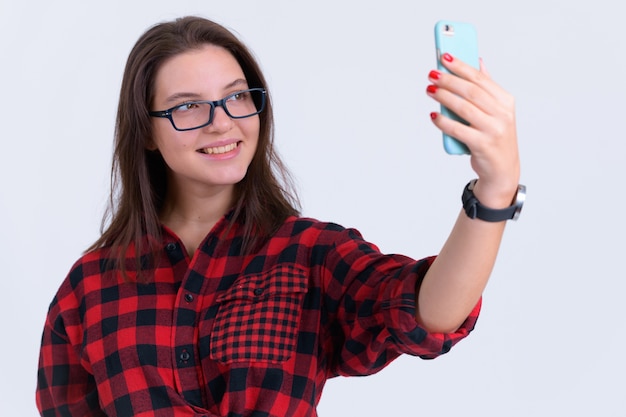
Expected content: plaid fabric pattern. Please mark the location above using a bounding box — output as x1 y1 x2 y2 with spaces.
211 264 308 363
36 216 480 417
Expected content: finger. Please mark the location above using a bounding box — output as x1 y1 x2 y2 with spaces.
479 57 490 76
426 82 494 132
440 53 511 106
427 82 515 154
429 110 482 149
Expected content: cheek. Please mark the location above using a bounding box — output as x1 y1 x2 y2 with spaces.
245 117 261 146
152 124 195 154
149 121 169 151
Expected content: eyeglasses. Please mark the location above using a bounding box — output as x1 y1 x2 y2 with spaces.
149 88 266 131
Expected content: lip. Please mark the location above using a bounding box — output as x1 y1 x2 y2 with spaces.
196 138 239 151
196 138 242 159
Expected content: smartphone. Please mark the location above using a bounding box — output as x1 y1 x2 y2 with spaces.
434 20 480 155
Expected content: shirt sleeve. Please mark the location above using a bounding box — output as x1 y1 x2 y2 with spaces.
319 226 481 377
36 273 107 416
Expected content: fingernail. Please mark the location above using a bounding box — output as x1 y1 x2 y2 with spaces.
430 112 438 120
443 52 453 62
426 85 438 94
428 70 441 80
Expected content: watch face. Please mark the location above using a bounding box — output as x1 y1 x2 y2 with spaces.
512 184 527 221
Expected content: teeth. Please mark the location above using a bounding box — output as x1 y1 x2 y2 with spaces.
200 142 237 155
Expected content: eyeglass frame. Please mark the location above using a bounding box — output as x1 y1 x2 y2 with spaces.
148 87 267 131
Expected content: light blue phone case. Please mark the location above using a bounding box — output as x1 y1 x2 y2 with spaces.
434 20 480 155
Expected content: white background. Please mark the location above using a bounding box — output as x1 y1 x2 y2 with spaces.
1 0 624 416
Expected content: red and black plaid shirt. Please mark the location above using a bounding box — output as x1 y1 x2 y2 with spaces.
36 215 480 416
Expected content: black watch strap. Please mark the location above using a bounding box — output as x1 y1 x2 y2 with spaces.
462 179 526 222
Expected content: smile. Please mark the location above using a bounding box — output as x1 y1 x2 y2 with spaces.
198 142 239 155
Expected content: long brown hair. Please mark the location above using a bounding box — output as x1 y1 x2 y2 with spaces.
88 16 299 277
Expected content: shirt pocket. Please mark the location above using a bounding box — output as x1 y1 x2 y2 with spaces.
210 264 309 364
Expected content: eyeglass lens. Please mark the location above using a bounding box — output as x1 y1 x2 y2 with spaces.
172 89 263 130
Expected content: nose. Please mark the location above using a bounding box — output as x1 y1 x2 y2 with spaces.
205 105 233 132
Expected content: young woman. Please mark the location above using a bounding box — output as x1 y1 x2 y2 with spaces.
36 16 523 417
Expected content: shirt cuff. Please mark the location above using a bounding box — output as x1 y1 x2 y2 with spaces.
381 257 482 359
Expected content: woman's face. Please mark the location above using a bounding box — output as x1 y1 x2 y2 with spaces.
150 44 260 198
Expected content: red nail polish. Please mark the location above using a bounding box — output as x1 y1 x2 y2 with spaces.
426 85 438 94
428 70 441 80
430 112 438 120
443 52 453 62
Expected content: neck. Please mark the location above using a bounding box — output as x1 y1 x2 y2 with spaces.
159 180 235 255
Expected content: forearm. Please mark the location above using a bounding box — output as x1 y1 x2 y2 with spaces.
416 182 515 334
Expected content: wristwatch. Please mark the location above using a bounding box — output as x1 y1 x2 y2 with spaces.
462 179 526 222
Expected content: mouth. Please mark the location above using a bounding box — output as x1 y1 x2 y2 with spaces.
197 141 239 155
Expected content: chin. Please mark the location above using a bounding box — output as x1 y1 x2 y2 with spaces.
212 171 248 186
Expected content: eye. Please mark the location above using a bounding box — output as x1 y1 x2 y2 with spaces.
228 91 250 102
173 102 201 113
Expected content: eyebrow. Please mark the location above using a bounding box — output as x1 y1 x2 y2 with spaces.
163 78 249 105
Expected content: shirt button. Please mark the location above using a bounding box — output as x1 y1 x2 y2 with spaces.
166 243 177 251
184 293 194 302
253 288 264 296
180 350 190 361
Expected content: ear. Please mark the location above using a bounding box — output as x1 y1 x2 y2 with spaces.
145 138 158 151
